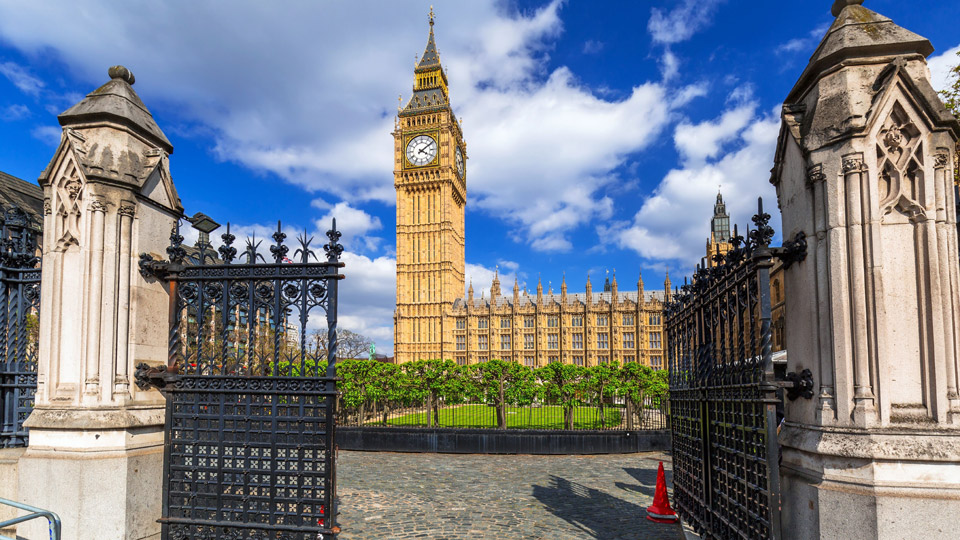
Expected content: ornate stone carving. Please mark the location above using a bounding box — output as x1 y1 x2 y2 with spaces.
43 199 51 215
89 199 107 213
876 102 927 219
54 161 84 250
806 164 826 186
117 204 136 217
842 156 864 174
935 152 950 169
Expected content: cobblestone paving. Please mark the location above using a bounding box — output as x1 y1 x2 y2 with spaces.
336 451 683 540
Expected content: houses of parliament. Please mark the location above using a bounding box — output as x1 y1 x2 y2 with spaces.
391 11 735 367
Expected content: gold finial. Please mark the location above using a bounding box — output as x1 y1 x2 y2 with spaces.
429 6 435 27
398 94 402 113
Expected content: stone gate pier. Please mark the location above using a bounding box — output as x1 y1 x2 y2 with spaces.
16 66 180 539
772 1 960 538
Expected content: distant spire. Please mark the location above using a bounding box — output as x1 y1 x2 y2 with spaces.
603 269 611 293
537 275 543 296
560 273 567 296
468 280 474 301
416 6 442 72
491 265 501 298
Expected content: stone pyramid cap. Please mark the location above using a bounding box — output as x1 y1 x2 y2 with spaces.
59 65 173 154
788 1 933 100
415 9 442 73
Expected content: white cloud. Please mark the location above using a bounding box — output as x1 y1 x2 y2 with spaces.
660 50 679 82
30 125 61 145
0 61 44 95
582 39 603 54
607 96 781 266
317 202 383 254
775 23 831 56
929 44 960 94
674 102 754 163
0 0 684 252
0 103 29 120
647 0 723 45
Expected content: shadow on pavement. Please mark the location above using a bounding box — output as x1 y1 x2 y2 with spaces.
532 475 682 539
616 465 674 498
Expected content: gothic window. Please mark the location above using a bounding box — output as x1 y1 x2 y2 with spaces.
501 318 511 329
624 355 635 364
598 333 609 349
479 356 488 363
572 333 583 349
524 317 535 328
623 332 635 349
456 318 466 330
524 356 535 367
456 335 465 350
548 356 558 364
524 334 534 350
548 316 559 328
478 318 488 329
651 356 662 369
597 315 608 326
648 313 661 325
598 356 609 364
548 334 559 349
773 279 782 304
572 315 583 327
649 332 661 349
478 336 488 350
457 356 466 366
501 335 511 350
573 356 584 366
623 314 634 326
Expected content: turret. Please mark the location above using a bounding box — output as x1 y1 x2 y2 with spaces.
664 271 672 302
490 266 501 299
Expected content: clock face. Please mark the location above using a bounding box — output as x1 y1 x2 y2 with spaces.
405 134 438 167
455 146 465 178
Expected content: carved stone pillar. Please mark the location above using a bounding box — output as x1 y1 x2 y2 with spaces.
17 66 181 540
771 3 960 538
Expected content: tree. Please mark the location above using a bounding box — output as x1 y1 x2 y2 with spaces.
306 328 374 361
403 359 463 426
466 360 537 429
620 362 663 429
337 358 381 423
582 363 621 429
939 49 960 184
536 361 586 430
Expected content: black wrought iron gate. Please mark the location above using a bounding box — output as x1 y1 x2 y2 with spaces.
665 199 810 540
0 205 41 448
137 219 345 540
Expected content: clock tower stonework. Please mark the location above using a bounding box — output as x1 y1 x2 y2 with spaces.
393 9 467 364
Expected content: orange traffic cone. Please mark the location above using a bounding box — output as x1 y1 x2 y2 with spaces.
646 461 679 523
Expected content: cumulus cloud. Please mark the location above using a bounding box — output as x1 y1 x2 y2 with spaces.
0 61 44 95
606 95 780 266
30 125 61 145
647 0 724 45
317 202 383 255
929 43 960 94
0 103 29 120
465 262 519 299
0 0 687 253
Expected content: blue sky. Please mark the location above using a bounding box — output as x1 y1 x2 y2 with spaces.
0 0 958 353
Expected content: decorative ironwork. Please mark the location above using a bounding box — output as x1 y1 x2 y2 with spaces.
0 205 41 448
138 218 345 540
665 198 809 540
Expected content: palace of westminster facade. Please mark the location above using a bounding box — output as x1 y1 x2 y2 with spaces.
391 12 738 367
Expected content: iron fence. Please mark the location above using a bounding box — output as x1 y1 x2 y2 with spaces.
665 198 809 540
137 219 345 540
0 205 41 448
339 394 669 431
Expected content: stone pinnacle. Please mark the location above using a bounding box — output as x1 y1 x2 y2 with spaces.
832 0 865 17
108 65 135 85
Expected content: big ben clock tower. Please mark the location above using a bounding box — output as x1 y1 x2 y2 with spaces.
394 8 467 364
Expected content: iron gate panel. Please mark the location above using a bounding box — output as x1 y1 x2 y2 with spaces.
138 220 344 540
665 199 806 540
0 205 41 448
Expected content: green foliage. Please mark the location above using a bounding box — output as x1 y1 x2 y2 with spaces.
939 49 960 184
383 404 621 430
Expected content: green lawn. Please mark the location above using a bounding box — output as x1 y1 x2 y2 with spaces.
372 404 623 430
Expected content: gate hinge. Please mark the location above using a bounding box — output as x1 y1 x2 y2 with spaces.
773 231 807 269
784 369 815 400
138 253 170 279
134 362 178 392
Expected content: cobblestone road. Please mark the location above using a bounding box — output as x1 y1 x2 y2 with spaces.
336 451 683 540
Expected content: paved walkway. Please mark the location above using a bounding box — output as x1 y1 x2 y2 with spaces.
336 451 683 540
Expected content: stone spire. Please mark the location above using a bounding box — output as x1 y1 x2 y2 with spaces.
513 276 520 303
402 6 450 114
585 273 593 306
611 270 618 296
560 273 567 302
536 275 543 303
603 270 611 293
490 266 501 298
468 280 474 302
637 270 644 295
664 271 671 302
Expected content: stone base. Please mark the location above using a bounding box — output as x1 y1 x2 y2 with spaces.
780 423 960 540
0 447 26 538
17 407 165 540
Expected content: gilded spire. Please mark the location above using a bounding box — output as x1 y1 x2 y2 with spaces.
416 6 442 72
